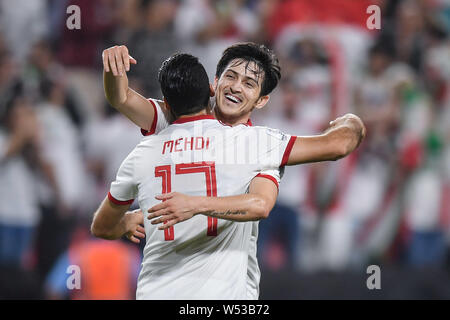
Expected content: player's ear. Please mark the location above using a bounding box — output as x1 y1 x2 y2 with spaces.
163 98 171 112
254 95 270 110
209 83 215 97
206 101 213 114
213 77 218 91
163 98 178 119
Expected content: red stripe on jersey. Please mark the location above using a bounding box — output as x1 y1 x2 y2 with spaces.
155 165 174 241
140 128 149 136
176 162 218 236
255 173 279 189
280 136 297 167
140 99 158 136
107 192 134 205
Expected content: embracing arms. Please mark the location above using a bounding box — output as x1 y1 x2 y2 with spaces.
90 197 145 243
147 176 278 230
145 115 365 230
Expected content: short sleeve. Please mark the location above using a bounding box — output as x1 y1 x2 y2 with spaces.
254 126 297 169
108 150 138 205
255 168 282 189
140 99 171 136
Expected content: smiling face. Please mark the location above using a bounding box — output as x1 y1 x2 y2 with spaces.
213 59 270 126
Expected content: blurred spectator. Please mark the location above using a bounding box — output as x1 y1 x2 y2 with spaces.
378 0 427 72
45 223 140 300
24 40 84 127
31 79 95 279
57 0 116 120
110 0 144 45
0 0 49 63
36 79 90 214
289 38 331 131
423 25 450 106
84 94 143 206
354 43 404 154
404 137 447 267
127 0 179 98
174 0 259 79
0 96 57 268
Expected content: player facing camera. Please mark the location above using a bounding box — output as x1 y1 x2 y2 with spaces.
158 53 212 119
215 42 281 98
213 42 281 125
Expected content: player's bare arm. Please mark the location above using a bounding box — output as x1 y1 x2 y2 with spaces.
287 113 366 165
126 114 365 237
103 45 164 131
91 197 145 244
147 176 278 230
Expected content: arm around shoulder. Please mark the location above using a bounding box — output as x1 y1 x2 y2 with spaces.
286 113 366 165
90 196 132 240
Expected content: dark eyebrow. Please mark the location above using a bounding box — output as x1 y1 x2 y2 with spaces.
224 69 238 77
225 69 259 86
245 76 258 86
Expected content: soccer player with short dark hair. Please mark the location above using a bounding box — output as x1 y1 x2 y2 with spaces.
93 53 299 299
100 43 365 299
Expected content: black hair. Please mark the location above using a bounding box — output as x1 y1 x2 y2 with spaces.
158 53 210 117
215 42 281 97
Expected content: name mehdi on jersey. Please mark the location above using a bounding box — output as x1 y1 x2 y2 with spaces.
162 136 211 154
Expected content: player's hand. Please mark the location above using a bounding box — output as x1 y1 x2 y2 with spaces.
147 192 199 230
102 45 137 76
123 209 146 244
328 113 366 147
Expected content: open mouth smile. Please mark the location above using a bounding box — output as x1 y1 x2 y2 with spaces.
225 94 242 104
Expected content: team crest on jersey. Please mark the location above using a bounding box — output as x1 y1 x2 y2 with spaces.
264 127 288 141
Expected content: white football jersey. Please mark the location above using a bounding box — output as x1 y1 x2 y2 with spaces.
109 115 295 299
140 99 286 299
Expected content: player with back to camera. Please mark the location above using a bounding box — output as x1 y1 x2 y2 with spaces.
101 43 366 299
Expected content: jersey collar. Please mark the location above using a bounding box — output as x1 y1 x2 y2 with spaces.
172 115 216 124
171 115 252 126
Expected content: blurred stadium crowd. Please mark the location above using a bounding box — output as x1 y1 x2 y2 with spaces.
0 0 449 299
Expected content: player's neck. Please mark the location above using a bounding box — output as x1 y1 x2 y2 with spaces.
177 109 209 119
213 108 250 127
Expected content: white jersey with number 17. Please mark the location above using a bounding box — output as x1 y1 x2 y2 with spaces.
141 99 287 299
109 115 295 299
